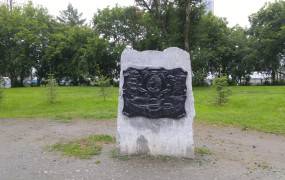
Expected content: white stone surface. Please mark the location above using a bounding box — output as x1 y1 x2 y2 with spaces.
117 47 195 158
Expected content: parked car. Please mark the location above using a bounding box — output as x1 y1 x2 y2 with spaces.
59 78 72 86
23 79 38 87
0 77 11 88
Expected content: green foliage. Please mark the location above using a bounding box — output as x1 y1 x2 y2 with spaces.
191 13 236 85
94 6 145 48
57 3 86 26
227 26 254 84
47 74 57 104
195 147 212 156
50 134 115 159
94 1 203 50
213 76 231 105
0 3 118 87
44 24 117 85
134 0 203 50
249 1 285 82
0 2 53 87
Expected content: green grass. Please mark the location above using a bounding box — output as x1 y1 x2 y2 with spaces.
0 87 118 120
50 134 115 159
194 86 285 134
195 147 212 156
0 86 284 134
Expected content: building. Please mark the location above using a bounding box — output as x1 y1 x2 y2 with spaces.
204 0 214 13
249 72 271 85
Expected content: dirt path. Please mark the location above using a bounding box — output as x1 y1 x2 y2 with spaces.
0 119 284 180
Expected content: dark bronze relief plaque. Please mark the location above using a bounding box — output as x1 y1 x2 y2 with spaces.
122 67 187 119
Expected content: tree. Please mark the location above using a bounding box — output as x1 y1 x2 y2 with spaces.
249 1 285 83
135 0 175 49
94 0 203 51
57 3 86 26
227 26 254 84
83 33 118 79
0 0 259 88
93 6 147 77
0 3 53 87
190 14 232 84
135 0 203 50
184 0 192 51
43 24 116 84
213 76 231 105
6 0 13 11
93 6 146 49
43 25 89 84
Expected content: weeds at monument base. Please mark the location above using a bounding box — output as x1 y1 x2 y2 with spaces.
111 148 204 161
49 134 115 159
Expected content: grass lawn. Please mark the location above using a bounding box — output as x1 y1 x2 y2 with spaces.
194 86 285 134
0 87 118 120
0 86 284 134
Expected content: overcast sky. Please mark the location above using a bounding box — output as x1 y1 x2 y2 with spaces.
3 0 275 27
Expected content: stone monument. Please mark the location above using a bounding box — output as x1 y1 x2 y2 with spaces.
117 47 195 158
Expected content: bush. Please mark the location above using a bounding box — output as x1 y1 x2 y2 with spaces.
213 76 231 105
47 74 57 104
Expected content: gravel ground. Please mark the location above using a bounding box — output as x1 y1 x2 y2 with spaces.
0 119 285 180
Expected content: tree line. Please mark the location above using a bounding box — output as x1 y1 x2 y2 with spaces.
0 0 284 87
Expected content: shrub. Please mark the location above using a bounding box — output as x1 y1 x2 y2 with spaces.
47 74 57 104
213 76 231 105
97 75 111 101
94 65 111 101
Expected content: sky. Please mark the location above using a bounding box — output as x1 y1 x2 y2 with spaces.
214 0 275 27
2 0 275 27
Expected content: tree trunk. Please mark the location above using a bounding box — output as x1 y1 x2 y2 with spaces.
7 0 13 11
38 77 42 86
9 0 12 11
272 70 276 85
184 0 192 52
10 74 17 87
19 74 25 87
